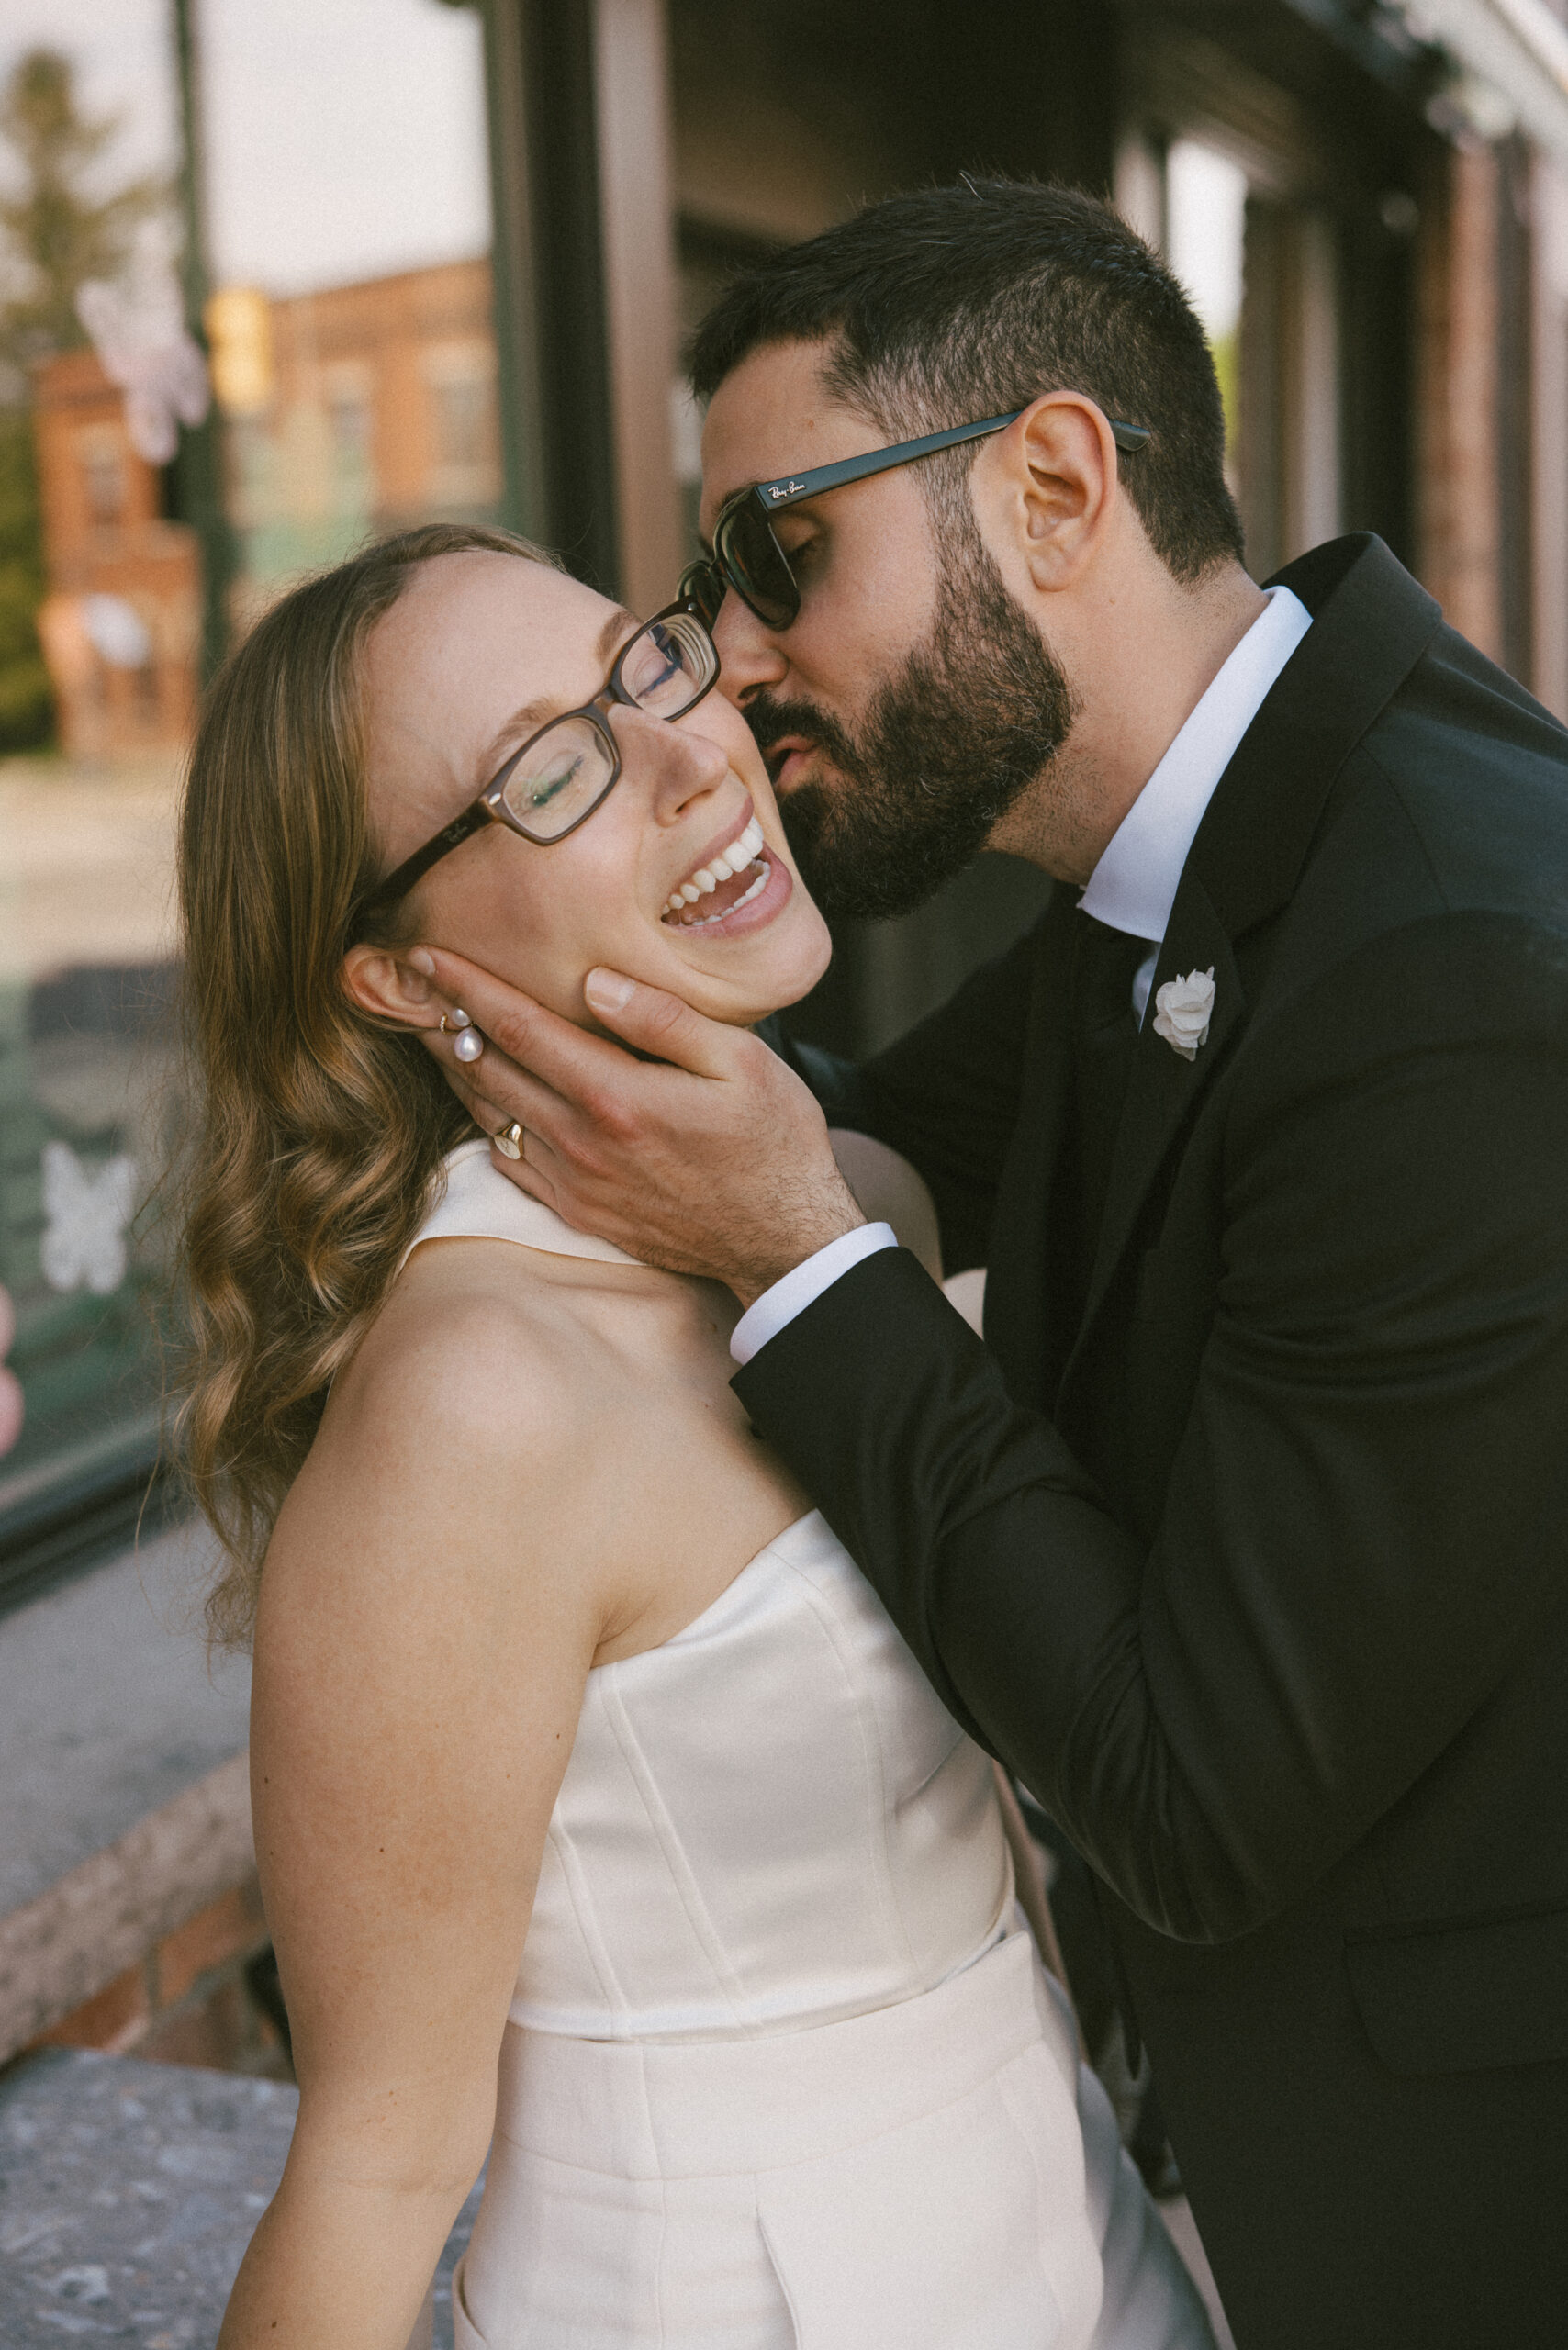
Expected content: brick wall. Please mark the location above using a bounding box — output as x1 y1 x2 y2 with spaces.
24 1875 288 2079
0 1752 278 2078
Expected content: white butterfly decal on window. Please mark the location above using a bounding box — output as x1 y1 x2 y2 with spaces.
39 1141 140 1297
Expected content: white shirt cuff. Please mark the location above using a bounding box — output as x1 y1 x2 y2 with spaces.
730 1223 899 1367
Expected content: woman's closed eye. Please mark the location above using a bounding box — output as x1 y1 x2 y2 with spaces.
620 622 689 708
643 628 683 685
524 756 587 808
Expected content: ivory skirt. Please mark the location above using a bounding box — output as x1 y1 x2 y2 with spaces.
452 1929 1212 2350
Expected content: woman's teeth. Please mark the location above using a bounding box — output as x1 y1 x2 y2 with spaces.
661 817 767 923
666 866 771 927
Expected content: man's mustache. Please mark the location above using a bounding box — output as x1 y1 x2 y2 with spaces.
744 694 860 773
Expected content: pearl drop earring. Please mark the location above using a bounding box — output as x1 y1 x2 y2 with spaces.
438 1007 483 1062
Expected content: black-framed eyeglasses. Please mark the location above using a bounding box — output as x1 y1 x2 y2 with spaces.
355 600 722 923
678 406 1153 634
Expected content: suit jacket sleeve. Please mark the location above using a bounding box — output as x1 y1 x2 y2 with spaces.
734 910 1568 1944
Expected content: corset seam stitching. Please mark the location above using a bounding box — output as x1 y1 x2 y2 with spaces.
602 1665 761 2039
774 1554 923 1986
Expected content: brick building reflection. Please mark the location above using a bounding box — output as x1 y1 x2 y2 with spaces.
220 257 500 620
29 350 200 762
30 257 500 759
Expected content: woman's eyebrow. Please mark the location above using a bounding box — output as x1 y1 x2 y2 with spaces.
477 606 638 775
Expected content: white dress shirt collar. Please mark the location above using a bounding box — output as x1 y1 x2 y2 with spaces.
1078 583 1313 948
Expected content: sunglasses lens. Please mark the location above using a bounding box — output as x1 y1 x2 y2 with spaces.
716 500 800 630
677 559 725 632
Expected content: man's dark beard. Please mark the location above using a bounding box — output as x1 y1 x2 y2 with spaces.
746 535 1075 923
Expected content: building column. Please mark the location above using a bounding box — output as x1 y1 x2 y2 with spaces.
480 0 683 611
1415 139 1503 661
1238 203 1342 578
1530 152 1568 722
595 0 685 618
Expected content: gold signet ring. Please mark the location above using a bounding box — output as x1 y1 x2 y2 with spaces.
495 1121 525 1161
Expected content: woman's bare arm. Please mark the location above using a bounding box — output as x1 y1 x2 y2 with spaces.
218 1288 608 2350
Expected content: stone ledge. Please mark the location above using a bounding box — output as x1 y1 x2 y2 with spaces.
0 1752 253 2064
0 1519 249 1925
0 2048 481 2349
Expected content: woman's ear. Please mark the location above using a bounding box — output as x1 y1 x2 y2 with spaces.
342 943 438 1030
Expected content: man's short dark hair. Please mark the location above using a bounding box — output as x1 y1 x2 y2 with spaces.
690 178 1245 584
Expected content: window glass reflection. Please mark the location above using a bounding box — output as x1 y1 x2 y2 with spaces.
0 0 494 1573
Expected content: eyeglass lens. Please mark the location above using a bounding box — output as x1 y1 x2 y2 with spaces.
615 609 717 713
497 715 615 841
497 609 718 841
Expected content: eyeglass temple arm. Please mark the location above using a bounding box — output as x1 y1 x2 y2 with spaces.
756 410 1151 511
357 801 492 917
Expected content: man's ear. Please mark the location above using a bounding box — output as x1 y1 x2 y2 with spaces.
976 393 1119 595
342 942 438 1030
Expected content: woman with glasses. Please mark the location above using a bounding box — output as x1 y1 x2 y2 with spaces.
183 523 1209 2350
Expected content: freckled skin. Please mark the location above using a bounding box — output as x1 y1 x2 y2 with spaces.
353 551 833 1039
218 553 846 2350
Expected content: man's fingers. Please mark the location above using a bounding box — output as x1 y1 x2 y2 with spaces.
583 968 738 1080
417 1013 577 1140
493 1125 566 1209
412 946 648 1102
420 1034 504 1117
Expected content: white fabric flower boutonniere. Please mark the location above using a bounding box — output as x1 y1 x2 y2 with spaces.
1152 968 1215 1061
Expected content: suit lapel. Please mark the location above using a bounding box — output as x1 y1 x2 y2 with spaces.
981 894 1076 1410
1058 534 1442 1393
1067 881 1243 1378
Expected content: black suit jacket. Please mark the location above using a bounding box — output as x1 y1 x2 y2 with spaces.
738 539 1568 2348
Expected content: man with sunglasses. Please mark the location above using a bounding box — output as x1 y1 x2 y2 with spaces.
424 180 1568 2347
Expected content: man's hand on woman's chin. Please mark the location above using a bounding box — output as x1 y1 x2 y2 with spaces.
410 946 865 1305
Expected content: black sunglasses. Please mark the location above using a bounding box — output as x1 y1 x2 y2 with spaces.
355 601 721 924
679 406 1153 632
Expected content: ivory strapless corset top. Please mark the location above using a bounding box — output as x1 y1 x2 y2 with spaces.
514 1508 1012 2040
408 1147 1212 2350
405 1142 1013 2045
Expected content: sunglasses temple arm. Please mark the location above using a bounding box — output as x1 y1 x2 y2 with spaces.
757 411 1149 511
758 414 1024 509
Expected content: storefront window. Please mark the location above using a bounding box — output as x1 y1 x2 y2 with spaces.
0 0 495 1591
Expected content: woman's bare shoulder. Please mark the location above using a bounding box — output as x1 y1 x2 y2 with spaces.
353 1236 621 1438
263 1240 614 1628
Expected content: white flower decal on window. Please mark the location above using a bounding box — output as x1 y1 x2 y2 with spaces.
39 1141 139 1297
1151 968 1216 1061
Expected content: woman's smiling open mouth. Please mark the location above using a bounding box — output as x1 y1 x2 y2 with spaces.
661 811 787 932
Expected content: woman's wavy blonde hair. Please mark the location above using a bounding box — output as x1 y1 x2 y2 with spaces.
175 521 562 1647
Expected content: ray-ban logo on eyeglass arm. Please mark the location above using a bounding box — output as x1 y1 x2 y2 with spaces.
767 481 807 500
